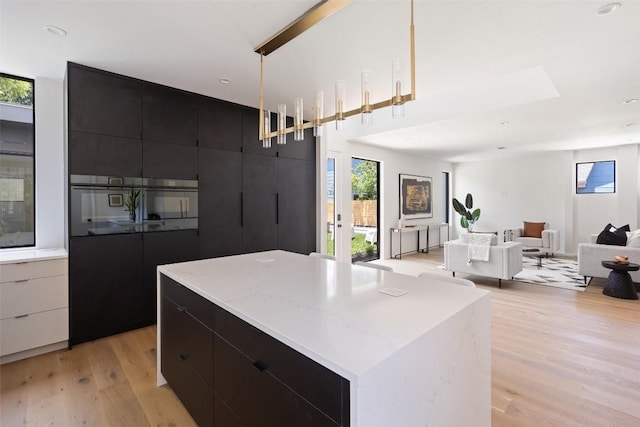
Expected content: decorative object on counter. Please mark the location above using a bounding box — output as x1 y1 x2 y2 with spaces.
124 188 140 222
613 255 630 265
452 193 480 232
399 174 432 219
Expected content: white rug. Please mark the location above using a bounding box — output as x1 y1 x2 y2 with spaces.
514 257 587 291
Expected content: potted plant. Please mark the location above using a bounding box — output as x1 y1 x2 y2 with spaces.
452 193 480 232
124 188 140 222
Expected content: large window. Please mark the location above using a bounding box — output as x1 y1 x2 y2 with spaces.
0 74 35 248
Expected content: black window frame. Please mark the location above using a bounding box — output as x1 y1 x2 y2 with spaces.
0 72 36 249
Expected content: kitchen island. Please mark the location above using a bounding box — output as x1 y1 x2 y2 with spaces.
157 250 490 426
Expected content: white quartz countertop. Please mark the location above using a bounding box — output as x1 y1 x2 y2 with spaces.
158 250 490 380
0 248 68 264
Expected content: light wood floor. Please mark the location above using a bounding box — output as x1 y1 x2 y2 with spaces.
2 249 639 426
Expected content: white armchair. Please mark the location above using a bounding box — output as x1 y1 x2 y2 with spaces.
444 237 522 288
505 222 559 256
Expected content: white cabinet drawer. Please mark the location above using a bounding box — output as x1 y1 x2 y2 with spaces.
0 308 69 356
0 275 68 319
0 259 68 283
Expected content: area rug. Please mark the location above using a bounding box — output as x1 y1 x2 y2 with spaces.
514 257 587 291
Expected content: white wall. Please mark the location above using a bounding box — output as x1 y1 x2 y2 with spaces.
34 77 65 249
453 144 640 255
326 134 452 262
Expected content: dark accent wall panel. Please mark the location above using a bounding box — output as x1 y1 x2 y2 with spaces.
198 97 242 152
142 140 198 180
69 131 142 177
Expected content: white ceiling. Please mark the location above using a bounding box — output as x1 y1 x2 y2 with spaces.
2 0 639 162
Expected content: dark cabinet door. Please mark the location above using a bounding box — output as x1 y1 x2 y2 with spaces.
198 97 242 152
214 334 340 427
67 64 142 139
142 140 198 180
69 131 142 177
243 153 277 253
277 123 316 162
142 83 198 146
277 157 316 254
69 234 146 345
199 148 243 258
143 230 198 323
161 340 214 427
242 107 277 156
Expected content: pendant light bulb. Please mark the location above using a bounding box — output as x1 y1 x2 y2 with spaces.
314 90 324 137
294 97 304 141
277 104 287 145
335 80 346 131
361 70 373 125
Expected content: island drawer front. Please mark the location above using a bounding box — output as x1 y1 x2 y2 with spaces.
0 275 68 319
161 275 213 330
214 304 349 426
161 295 213 386
161 339 213 427
0 308 69 356
1 259 68 283
213 334 342 427
214 390 245 427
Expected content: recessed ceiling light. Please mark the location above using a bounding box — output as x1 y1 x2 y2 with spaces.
623 98 638 104
500 121 510 125
219 78 231 85
595 2 621 16
624 123 637 128
43 25 67 36
497 146 506 150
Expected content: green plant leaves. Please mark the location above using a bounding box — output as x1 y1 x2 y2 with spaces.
471 208 481 221
465 193 473 209
452 198 466 216
461 216 468 228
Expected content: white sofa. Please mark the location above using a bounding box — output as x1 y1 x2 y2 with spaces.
577 235 640 283
444 236 523 288
506 224 560 256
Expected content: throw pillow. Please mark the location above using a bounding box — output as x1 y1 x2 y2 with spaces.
523 221 545 238
627 229 640 248
596 223 629 246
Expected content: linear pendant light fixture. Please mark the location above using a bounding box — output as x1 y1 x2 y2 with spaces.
255 0 416 147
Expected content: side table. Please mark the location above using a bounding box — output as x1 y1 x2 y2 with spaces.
601 261 639 300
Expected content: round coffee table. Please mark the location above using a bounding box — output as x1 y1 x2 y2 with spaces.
601 261 639 300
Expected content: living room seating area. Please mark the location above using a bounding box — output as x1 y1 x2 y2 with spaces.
505 221 560 256
444 233 523 288
578 224 640 283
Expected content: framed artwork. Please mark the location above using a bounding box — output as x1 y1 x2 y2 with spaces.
108 176 123 186
399 174 432 219
576 160 615 194
108 194 123 207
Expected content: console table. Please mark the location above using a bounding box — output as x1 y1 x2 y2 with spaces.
157 250 490 426
390 224 449 259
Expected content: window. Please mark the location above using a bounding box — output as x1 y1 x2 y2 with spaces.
576 160 615 194
0 74 35 248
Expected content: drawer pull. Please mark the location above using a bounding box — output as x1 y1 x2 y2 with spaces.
14 314 29 319
252 360 268 372
176 306 186 313
178 353 186 362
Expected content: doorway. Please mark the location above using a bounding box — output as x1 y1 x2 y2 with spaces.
351 158 380 262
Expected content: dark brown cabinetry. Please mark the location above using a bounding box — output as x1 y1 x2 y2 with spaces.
198 148 243 258
143 230 199 323
67 64 142 139
199 97 243 152
242 153 278 253
69 234 145 345
142 83 198 146
161 277 214 426
69 131 142 177
142 140 198 180
160 274 350 427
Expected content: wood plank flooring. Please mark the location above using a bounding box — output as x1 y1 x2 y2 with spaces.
1 248 639 426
